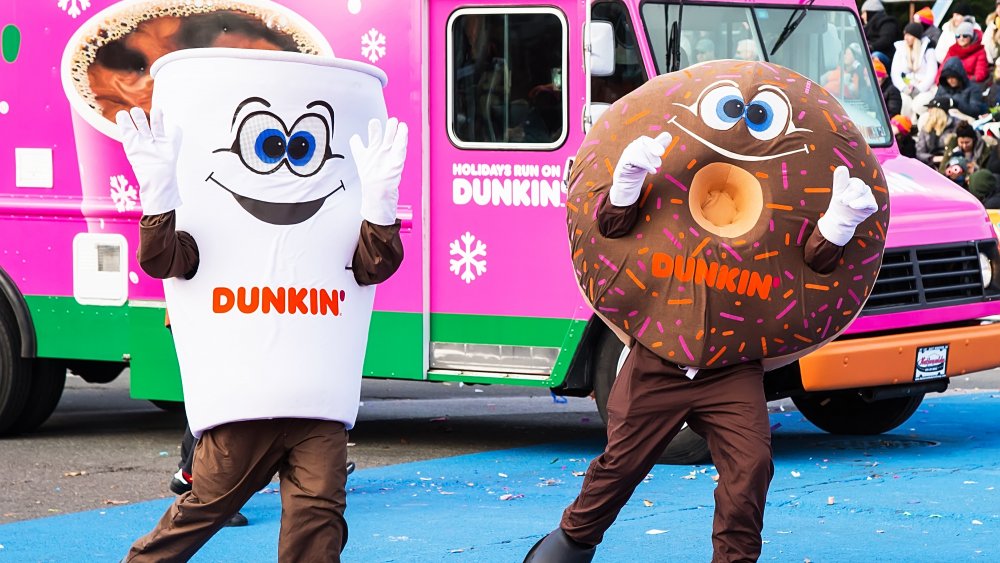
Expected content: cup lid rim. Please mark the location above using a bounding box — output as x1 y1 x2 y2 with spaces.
150 48 387 86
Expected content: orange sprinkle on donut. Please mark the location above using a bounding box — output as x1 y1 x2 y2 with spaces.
767 203 794 211
803 187 831 193
567 202 579 212
822 110 836 131
687 159 698 170
755 172 769 179
626 268 647 290
626 110 651 124
755 251 779 260
805 284 830 291
761 337 768 355
669 299 694 305
604 158 614 175
695 329 705 340
794 334 813 343
693 237 712 256
706 346 727 366
783 289 794 298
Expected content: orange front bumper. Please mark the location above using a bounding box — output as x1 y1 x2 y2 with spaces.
798 321 1000 391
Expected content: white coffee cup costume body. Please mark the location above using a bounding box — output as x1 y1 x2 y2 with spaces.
147 49 390 436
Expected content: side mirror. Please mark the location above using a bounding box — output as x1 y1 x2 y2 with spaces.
590 21 615 77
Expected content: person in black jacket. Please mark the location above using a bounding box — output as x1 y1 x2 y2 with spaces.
873 57 902 116
936 56 989 118
862 0 899 60
891 115 916 158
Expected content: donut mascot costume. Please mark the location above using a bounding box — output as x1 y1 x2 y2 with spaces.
525 60 888 562
116 49 407 562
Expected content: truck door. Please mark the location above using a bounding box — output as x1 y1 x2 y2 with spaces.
427 1 588 382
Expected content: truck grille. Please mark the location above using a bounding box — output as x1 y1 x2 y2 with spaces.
862 242 987 314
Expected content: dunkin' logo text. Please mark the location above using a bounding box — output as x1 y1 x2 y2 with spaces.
650 253 773 300
213 287 346 316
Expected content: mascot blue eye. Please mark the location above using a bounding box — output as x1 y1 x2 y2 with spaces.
699 84 745 131
744 91 790 141
718 97 745 122
255 129 286 164
287 131 316 167
744 102 773 132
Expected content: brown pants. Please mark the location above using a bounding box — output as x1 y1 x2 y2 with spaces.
126 418 349 563
561 345 773 563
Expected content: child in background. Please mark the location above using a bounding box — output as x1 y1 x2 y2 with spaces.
892 114 916 158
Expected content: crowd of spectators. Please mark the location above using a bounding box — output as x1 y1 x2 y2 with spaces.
861 0 1000 207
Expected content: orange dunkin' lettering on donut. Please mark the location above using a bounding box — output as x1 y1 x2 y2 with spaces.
650 253 772 300
212 286 346 316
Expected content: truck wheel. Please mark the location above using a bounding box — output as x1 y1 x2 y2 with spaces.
0 302 30 435
792 391 924 435
6 359 66 435
592 328 712 465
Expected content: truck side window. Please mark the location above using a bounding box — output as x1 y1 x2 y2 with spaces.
591 1 647 104
449 9 567 148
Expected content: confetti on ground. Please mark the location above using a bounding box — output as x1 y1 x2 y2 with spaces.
645 529 668 535
63 471 87 477
643 499 654 507
103 500 128 506
499 494 524 501
972 520 983 525
827 497 835 505
791 471 801 478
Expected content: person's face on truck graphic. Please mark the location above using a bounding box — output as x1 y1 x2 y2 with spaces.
207 95 346 225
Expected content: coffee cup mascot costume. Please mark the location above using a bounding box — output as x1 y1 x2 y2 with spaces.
117 49 406 563
525 60 888 562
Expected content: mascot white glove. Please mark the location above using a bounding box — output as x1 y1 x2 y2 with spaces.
609 132 672 207
115 107 182 216
816 166 879 246
350 117 408 226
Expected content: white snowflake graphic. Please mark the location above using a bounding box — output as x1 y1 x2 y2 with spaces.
361 28 386 63
449 232 487 284
57 0 91 18
109 175 138 213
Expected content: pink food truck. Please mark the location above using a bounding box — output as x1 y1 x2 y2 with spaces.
2 0 1000 463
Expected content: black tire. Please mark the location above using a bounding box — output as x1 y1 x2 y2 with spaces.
68 360 125 384
5 359 66 435
792 391 924 435
0 302 30 435
591 328 712 465
150 400 185 413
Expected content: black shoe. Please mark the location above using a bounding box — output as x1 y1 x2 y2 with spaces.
523 529 596 563
225 512 249 527
169 469 192 495
346 460 356 475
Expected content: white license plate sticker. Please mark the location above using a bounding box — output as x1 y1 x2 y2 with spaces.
914 345 948 381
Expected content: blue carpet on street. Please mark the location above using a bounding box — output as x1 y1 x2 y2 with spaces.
1 392 997 562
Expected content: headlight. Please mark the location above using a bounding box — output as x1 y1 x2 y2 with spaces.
980 252 993 288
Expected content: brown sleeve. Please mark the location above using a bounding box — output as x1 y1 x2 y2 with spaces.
597 195 641 238
352 220 404 286
137 212 200 280
803 225 846 275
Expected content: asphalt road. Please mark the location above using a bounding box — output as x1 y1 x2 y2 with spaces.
1 368 998 524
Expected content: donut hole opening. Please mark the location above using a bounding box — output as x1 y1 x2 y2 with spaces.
688 162 764 239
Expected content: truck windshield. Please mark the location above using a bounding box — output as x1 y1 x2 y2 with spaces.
640 3 891 147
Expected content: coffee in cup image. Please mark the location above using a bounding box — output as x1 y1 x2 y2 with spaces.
59 0 332 230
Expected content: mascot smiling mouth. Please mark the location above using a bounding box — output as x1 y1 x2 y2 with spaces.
206 172 345 225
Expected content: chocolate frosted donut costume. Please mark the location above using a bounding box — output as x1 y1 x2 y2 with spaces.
567 60 889 368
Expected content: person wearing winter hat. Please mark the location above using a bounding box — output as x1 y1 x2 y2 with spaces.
892 21 939 118
913 6 941 47
861 0 898 60
939 21 989 85
891 114 917 158
873 57 902 116
936 2 981 63
967 168 1000 207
